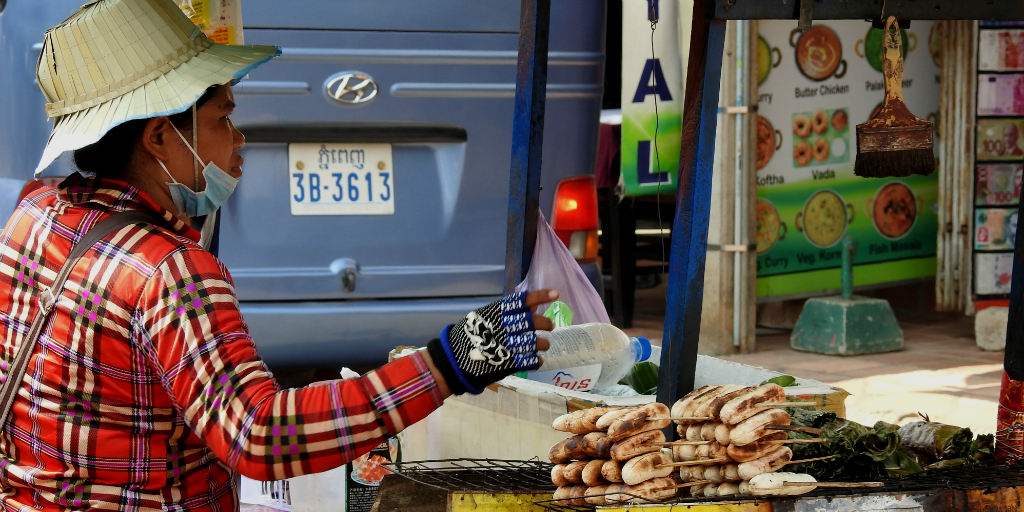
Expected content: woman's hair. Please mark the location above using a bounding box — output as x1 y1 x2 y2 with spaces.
73 85 221 179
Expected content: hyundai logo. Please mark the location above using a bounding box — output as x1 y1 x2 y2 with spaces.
324 72 378 105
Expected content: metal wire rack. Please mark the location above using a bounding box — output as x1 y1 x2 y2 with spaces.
533 460 1024 511
382 458 558 493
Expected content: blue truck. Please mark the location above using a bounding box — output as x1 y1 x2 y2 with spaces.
0 0 606 370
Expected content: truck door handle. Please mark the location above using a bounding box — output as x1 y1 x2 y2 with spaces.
341 268 356 292
329 258 360 293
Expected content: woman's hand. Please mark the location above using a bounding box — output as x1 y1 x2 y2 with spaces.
423 289 559 398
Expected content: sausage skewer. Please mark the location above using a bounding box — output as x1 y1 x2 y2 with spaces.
651 480 712 492
766 425 822 435
654 438 825 447
656 457 729 467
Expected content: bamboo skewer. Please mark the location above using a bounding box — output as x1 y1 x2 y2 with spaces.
653 480 713 491
656 457 729 468
766 425 822 435
753 401 816 409
783 481 884 488
771 438 826 444
649 417 711 422
786 455 838 464
651 440 710 446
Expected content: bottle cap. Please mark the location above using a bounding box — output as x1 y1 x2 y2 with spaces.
633 337 652 362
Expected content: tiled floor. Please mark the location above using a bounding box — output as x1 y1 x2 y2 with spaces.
621 281 1003 434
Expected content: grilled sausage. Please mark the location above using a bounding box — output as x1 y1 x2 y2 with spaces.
729 408 791 446
582 459 608 486
548 435 587 464
707 441 728 460
686 423 704 442
737 446 793 481
748 472 817 496
726 431 788 462
672 443 697 462
562 460 589 484
622 452 674 485
692 385 744 420
670 385 717 424
718 481 740 496
582 432 612 458
570 406 616 434
601 458 625 482
738 480 752 495
723 463 740 482
621 476 677 503
700 422 720 442
551 464 569 486
611 429 666 461
683 386 740 424
715 422 732 445
719 384 787 425
584 484 611 505
707 386 755 421
694 444 710 460
552 486 573 505
704 464 725 484
569 484 588 506
596 407 638 431
607 402 671 442
689 483 707 497
552 411 577 432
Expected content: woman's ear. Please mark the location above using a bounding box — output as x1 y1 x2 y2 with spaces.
139 117 176 163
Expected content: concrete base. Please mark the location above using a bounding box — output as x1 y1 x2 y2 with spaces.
975 307 1009 351
791 295 904 356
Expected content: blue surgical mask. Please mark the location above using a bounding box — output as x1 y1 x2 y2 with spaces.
157 122 239 218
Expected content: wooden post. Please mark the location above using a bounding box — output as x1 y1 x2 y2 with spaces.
503 0 550 293
656 1 727 412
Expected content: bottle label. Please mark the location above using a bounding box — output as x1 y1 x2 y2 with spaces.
526 364 603 392
544 328 598 360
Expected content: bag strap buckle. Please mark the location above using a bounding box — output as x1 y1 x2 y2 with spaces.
38 287 56 315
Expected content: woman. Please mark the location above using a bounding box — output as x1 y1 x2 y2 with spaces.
0 0 555 510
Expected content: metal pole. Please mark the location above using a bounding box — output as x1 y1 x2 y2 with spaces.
656 1 727 410
504 0 551 293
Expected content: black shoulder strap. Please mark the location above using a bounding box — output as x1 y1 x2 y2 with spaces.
0 210 161 424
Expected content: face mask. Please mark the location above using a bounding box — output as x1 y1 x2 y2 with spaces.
157 119 239 218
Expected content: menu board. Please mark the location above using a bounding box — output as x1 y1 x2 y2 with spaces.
756 21 941 299
974 25 1024 301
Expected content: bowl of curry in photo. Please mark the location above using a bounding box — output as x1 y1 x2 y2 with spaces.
796 189 855 248
756 198 787 254
865 181 919 240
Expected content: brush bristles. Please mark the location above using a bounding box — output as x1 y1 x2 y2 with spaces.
854 149 936 178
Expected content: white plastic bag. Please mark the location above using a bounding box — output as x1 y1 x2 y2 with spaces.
515 209 610 325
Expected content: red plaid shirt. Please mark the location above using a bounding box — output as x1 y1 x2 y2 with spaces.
0 175 443 512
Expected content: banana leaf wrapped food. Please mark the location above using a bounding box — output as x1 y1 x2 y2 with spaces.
897 420 974 466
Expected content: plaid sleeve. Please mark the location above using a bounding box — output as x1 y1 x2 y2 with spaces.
135 247 444 481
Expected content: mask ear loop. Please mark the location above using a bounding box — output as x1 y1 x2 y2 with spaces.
192 103 199 191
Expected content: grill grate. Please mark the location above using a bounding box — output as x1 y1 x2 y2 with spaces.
533 460 1024 511
382 458 557 494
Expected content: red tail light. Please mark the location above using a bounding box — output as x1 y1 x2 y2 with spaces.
17 178 62 203
551 176 599 263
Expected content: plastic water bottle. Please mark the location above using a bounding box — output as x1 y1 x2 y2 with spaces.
535 323 653 390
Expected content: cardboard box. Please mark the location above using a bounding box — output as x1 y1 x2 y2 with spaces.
396 353 849 463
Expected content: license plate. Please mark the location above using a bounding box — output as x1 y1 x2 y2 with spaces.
288 143 394 215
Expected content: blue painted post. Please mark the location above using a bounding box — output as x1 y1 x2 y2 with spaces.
504 0 551 293
656 2 727 410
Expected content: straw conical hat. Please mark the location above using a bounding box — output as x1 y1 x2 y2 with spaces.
34 0 280 176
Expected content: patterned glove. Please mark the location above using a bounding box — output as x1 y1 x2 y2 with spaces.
426 292 540 395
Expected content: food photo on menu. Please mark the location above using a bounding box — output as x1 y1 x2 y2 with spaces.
754 19 941 297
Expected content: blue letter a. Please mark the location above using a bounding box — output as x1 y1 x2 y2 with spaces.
632 59 673 103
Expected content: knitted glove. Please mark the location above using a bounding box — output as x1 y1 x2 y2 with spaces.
426 292 540 395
